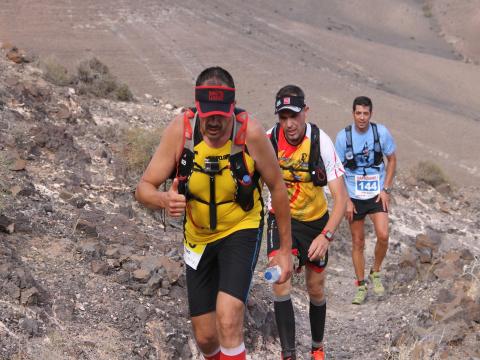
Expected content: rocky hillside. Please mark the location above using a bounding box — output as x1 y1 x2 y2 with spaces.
2 0 480 187
0 48 479 360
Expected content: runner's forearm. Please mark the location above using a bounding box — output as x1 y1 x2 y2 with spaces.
384 153 397 188
270 186 292 252
135 180 168 210
324 179 348 233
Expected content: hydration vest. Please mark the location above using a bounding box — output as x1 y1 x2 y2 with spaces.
343 122 383 171
269 122 328 187
176 108 260 230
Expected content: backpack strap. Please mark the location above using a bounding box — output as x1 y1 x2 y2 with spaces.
177 107 260 216
270 122 326 186
176 109 197 195
344 125 357 170
230 109 260 211
308 123 327 187
269 123 280 155
371 122 383 166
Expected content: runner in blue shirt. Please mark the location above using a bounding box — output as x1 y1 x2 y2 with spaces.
335 96 397 305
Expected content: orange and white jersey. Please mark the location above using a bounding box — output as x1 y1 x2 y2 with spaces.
266 123 344 222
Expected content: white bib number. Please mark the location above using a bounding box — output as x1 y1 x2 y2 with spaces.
184 240 206 270
354 174 380 199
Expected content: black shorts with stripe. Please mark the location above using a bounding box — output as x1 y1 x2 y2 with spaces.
267 212 329 272
351 196 387 221
186 227 262 317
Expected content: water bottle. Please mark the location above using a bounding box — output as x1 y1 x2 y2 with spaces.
264 265 281 283
318 256 326 267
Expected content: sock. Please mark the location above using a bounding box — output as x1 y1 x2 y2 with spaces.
309 298 326 349
202 348 221 360
356 279 366 286
220 343 246 359
274 294 296 358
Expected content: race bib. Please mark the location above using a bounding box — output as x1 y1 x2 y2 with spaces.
354 174 380 199
183 240 206 270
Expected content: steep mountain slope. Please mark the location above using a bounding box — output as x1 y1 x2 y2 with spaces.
1 1 479 185
0 51 479 359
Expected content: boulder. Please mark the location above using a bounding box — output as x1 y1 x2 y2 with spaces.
415 233 440 252
6 47 27 64
75 219 98 238
20 287 39 305
90 260 108 275
0 214 15 234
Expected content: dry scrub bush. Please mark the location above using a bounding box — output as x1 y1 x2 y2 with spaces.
40 57 73 86
0 86 8 108
412 160 449 188
38 56 133 101
75 57 133 101
422 4 433 18
115 84 134 102
121 127 163 176
0 152 12 211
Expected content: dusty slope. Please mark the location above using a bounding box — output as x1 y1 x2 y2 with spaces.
431 0 480 64
0 53 479 360
1 0 479 185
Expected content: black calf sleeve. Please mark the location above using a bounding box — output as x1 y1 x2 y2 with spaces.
309 299 326 348
274 296 296 358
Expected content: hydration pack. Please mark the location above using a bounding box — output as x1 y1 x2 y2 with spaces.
344 122 383 171
269 122 328 187
176 108 260 230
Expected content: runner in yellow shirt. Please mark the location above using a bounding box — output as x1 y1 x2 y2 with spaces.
135 67 293 360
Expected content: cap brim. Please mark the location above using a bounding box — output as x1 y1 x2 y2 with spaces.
275 105 303 114
195 101 234 117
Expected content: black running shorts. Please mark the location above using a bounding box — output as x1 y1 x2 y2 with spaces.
351 196 387 221
186 227 262 317
267 212 329 272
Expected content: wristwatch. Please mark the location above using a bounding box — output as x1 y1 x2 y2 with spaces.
321 229 334 242
383 187 392 194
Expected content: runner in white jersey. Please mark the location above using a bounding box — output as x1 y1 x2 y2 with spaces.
267 85 347 360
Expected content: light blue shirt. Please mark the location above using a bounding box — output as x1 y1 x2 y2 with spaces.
335 123 396 199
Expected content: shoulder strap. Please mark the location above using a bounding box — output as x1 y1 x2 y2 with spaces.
176 109 197 195
345 125 353 148
184 108 196 149
229 110 248 180
269 123 280 155
230 109 260 211
309 123 320 166
344 125 357 170
371 122 383 166
308 123 327 187
177 108 260 211
231 109 248 152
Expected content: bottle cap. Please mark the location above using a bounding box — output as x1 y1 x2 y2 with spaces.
242 175 251 184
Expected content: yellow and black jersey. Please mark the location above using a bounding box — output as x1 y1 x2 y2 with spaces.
184 139 263 244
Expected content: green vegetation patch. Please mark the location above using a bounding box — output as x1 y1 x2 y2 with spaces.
412 160 449 188
75 57 134 102
121 127 163 176
40 56 134 102
40 57 73 86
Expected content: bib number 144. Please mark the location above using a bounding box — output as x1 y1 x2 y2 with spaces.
354 174 380 199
